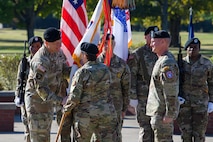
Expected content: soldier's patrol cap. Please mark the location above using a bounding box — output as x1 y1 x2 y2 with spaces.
28 36 43 46
184 37 200 50
80 42 99 55
144 26 159 35
151 30 170 38
43 27 61 42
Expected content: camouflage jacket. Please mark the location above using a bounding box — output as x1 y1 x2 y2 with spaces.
98 54 131 113
181 55 213 108
65 61 117 119
25 46 70 106
146 51 179 119
127 45 158 102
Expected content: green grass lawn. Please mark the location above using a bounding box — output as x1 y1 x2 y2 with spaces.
131 31 213 58
0 28 213 57
0 28 44 54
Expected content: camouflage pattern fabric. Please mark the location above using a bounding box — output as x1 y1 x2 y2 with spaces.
177 55 213 142
25 46 70 142
15 56 31 142
150 115 173 142
146 51 179 142
56 110 73 142
98 54 131 142
56 78 72 142
65 61 118 142
127 45 157 142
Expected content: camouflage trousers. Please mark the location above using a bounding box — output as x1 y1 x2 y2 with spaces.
27 111 53 142
74 114 118 142
150 115 173 142
176 104 208 142
21 105 30 142
116 111 124 142
56 109 73 142
136 105 154 142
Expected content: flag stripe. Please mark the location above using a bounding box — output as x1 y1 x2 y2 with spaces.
60 0 88 66
63 8 83 41
76 5 87 28
61 30 75 54
62 0 87 39
61 18 80 48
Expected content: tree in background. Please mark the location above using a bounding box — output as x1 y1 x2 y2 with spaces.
0 0 62 40
130 0 213 47
0 0 213 46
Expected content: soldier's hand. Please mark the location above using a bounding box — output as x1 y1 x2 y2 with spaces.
63 101 76 114
178 96 185 105
208 102 213 113
129 99 138 108
163 116 173 124
14 97 24 107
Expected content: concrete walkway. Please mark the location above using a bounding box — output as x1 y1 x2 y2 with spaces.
0 114 213 142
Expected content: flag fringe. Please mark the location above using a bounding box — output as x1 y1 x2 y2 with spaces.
111 0 135 10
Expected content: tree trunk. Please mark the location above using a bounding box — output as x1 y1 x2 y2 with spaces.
169 16 181 47
160 0 168 30
26 18 35 41
26 8 35 41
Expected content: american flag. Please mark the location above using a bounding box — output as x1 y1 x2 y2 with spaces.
60 0 88 66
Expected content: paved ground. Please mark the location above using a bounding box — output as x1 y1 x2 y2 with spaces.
0 114 213 142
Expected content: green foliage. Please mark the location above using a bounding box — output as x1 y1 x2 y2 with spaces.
0 54 21 90
210 56 213 63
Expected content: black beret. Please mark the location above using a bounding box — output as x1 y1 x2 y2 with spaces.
151 30 170 38
28 36 43 46
144 26 159 35
184 37 200 50
106 33 115 40
43 27 61 42
80 42 99 55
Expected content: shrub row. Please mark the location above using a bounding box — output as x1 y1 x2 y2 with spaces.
0 54 212 91
0 54 21 90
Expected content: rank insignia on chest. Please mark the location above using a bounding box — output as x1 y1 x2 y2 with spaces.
117 73 121 78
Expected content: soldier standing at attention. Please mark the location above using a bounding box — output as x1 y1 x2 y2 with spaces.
127 26 159 142
24 27 69 142
176 37 213 142
64 42 118 142
14 36 43 142
146 30 179 142
98 34 131 142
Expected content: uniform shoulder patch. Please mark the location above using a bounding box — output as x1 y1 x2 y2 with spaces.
165 70 173 79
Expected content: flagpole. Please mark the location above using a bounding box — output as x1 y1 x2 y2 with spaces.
188 7 194 40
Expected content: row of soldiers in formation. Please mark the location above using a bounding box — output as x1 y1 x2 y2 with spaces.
14 26 213 142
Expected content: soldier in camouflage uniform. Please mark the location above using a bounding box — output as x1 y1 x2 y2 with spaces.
146 30 179 142
64 42 118 142
127 26 159 142
176 37 213 142
98 34 131 142
56 78 73 142
14 36 43 142
24 27 70 142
